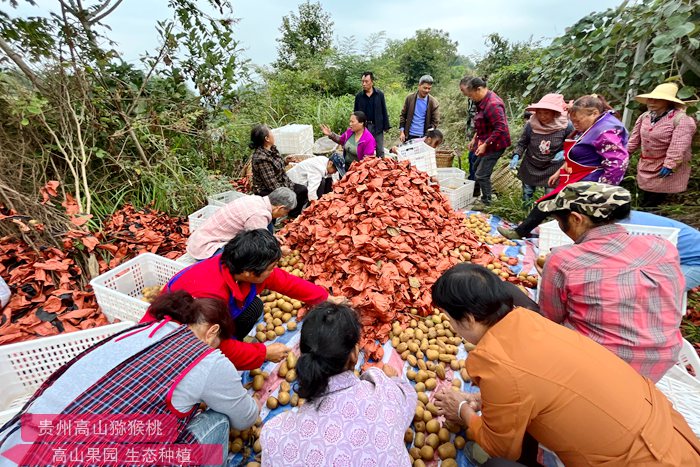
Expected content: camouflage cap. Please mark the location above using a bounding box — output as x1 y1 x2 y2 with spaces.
538 182 631 218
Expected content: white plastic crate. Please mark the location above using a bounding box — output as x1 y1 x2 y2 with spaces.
0 322 135 425
188 204 221 232
396 141 437 177
90 253 186 323
207 190 245 207
537 220 574 255
271 124 314 155
437 167 466 182
440 178 475 211
656 364 700 437
536 222 685 309
537 220 680 255
679 338 700 381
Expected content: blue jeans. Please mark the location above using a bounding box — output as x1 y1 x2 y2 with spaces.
467 151 477 181
681 264 700 291
187 410 230 467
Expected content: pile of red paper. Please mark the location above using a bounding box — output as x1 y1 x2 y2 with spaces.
281 158 493 360
0 204 188 345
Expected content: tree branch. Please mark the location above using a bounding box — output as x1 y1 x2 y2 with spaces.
678 49 700 78
0 37 46 92
89 0 124 25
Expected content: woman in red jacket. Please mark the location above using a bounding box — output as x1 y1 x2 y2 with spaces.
142 229 341 370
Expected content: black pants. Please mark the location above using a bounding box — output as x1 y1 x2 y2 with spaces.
316 177 333 199
515 203 550 237
289 183 308 218
473 150 505 204
233 296 264 340
639 189 667 208
483 432 543 467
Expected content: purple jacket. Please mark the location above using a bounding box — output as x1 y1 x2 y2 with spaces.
569 111 629 185
335 128 377 161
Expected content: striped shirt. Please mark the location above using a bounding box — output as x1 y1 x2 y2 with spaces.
186 195 272 260
539 223 683 382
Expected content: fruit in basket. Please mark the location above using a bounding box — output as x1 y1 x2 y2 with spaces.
141 285 164 303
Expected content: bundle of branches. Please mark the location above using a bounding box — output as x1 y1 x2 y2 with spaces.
91 204 188 271
281 158 495 361
0 203 189 345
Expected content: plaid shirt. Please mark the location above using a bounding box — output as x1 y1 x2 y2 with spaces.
474 90 511 152
10 324 211 465
629 109 697 193
539 223 683 382
251 146 294 195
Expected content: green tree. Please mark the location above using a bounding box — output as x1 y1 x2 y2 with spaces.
525 0 699 117
475 33 542 103
275 1 334 71
388 29 459 87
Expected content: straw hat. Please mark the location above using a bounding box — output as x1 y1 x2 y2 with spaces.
635 83 686 106
525 93 568 114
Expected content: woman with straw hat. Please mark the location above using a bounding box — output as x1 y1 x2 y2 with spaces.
629 83 697 207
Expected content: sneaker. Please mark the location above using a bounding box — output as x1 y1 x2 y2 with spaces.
497 226 522 240
471 200 489 211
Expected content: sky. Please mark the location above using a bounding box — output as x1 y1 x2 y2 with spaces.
13 0 625 67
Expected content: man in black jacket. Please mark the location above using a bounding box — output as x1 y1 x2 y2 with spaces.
354 71 390 157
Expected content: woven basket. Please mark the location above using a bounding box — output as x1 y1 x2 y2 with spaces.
435 149 456 168
490 160 520 194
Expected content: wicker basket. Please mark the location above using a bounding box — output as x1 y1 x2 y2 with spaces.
435 149 456 168
490 159 520 194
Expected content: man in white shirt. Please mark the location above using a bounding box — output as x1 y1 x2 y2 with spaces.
286 154 345 202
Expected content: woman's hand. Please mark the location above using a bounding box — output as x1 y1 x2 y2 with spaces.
320 124 332 137
434 387 478 426
265 343 290 362
548 171 560 188
399 130 406 143
327 295 349 305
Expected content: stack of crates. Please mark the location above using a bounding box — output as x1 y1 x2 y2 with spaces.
271 124 314 155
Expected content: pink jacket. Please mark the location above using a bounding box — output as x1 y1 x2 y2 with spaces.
629 109 697 193
336 128 377 161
